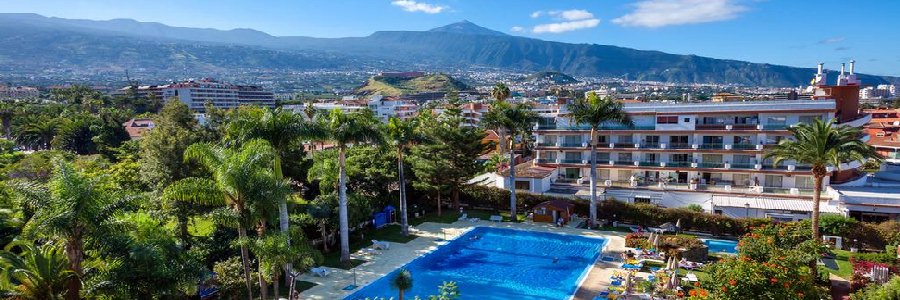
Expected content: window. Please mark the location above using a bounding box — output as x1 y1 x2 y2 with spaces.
515 181 531 190
796 176 815 189
733 136 752 144
634 197 652 204
670 136 689 144
702 154 723 163
799 115 820 124
618 153 633 162
617 135 634 143
764 175 783 188
595 152 610 161
644 153 658 162
733 174 751 186
671 154 690 162
684 117 691 123
598 169 610 180
618 170 633 181
657 116 678 124
767 116 787 125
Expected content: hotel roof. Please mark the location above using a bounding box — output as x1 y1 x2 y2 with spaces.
712 195 841 214
619 99 836 114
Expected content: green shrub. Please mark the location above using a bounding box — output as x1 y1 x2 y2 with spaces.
850 275 900 300
819 214 858 236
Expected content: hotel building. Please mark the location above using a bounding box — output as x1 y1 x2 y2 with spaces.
122 78 275 112
502 62 877 221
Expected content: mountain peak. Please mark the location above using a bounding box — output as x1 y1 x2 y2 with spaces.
429 20 508 36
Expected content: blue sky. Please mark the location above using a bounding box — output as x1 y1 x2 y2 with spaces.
4 0 900 76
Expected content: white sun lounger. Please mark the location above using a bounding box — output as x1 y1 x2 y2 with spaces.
489 215 503 222
311 267 331 277
372 240 390 250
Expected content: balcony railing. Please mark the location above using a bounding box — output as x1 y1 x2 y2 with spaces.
559 142 584 147
536 124 655 131
613 143 636 148
559 159 584 164
536 158 557 164
537 142 557 147
667 161 692 168
669 143 692 149
763 124 788 130
698 162 725 169
614 160 634 166
731 143 757 150
730 163 756 169
639 143 661 149
638 161 660 167
699 143 724 150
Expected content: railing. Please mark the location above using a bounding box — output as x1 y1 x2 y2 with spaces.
537 142 557 147
699 143 724 150
698 162 725 168
559 142 584 147
696 124 726 130
614 160 634 166
731 143 757 150
536 124 655 131
638 161 659 167
667 161 692 168
763 124 788 130
731 163 756 169
613 143 636 148
536 158 556 164
639 143 660 149
559 159 584 164
669 143 692 149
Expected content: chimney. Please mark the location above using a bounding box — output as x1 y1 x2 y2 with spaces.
846 60 860 86
849 60 855 74
813 63 828 86
837 63 848 86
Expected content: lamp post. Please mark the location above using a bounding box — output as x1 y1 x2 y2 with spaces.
744 203 750 218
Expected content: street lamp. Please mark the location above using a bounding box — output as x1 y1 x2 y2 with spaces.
744 203 751 218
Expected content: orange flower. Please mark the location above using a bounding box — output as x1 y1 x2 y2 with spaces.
721 286 728 292
690 290 697 297
700 289 708 297
729 279 737 286
770 277 778 284
694 281 700 287
677 291 684 297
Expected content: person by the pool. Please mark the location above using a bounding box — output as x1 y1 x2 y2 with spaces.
552 256 559 263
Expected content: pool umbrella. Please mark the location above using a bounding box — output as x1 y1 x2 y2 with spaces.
675 219 682 232
653 234 661 250
624 272 634 293
646 232 655 246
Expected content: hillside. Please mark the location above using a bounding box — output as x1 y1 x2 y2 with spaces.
0 14 898 86
354 73 469 96
520 71 578 85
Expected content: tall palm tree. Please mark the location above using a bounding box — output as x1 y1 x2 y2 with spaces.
489 83 511 155
317 109 382 263
484 103 537 222
224 107 315 286
765 118 881 281
765 118 881 239
15 116 58 150
386 117 422 236
570 92 633 226
14 159 132 300
391 269 414 300
165 139 285 300
0 241 74 300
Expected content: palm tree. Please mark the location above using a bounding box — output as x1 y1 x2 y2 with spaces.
489 83 511 155
391 269 414 300
570 92 633 226
224 107 315 286
484 103 537 222
386 117 422 236
316 109 382 263
14 159 131 300
765 119 881 239
15 116 58 150
0 241 74 300
165 139 285 300
765 119 881 280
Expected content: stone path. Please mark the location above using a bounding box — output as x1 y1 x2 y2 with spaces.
297 220 628 300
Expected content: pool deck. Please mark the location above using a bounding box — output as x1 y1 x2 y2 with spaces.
297 219 628 300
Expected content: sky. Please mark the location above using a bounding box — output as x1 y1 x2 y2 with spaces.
4 0 900 76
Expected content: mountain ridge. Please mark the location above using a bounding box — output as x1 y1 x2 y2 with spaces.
0 13 896 86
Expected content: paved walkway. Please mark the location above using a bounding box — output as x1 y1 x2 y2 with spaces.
297 220 628 300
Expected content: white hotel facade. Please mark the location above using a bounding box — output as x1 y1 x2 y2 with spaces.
497 63 882 221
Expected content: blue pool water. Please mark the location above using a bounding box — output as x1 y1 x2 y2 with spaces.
704 239 738 254
345 227 607 300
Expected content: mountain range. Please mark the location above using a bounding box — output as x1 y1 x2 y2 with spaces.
0 13 896 87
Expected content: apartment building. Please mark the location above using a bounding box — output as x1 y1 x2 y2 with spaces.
0 85 39 99
122 78 275 111
501 62 873 221
367 95 418 121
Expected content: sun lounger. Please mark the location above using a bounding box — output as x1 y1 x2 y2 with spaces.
362 248 381 255
311 267 331 277
489 215 503 222
458 213 468 221
678 261 704 270
372 240 390 250
468 217 480 222
686 273 699 282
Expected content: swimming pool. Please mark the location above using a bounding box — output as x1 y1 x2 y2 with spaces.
704 239 738 254
344 227 607 300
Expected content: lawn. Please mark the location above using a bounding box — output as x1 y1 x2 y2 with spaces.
322 224 418 269
409 209 526 225
824 249 853 279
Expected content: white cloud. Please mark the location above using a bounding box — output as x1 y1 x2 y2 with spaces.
819 36 845 44
612 0 747 28
549 9 595 21
391 0 447 14
510 26 524 32
532 19 601 34
530 11 543 18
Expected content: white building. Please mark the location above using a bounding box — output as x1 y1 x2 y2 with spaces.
122 78 274 112
367 95 419 121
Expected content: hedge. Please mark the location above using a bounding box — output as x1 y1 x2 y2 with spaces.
460 185 765 236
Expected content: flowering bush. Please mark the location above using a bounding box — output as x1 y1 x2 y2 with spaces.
849 259 899 291
703 223 826 299
625 232 649 248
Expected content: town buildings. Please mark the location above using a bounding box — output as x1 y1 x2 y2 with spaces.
121 78 274 111
0 85 39 99
494 62 888 221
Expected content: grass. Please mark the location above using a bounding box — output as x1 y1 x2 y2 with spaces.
824 249 853 279
409 209 526 226
322 224 418 269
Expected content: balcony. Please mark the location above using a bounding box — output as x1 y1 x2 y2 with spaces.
601 125 656 131
559 142 585 148
699 143 724 150
614 160 634 166
667 161 692 168
637 161 660 167
730 163 756 169
559 158 583 164
638 143 661 149
763 124 788 130
698 162 725 169
669 143 692 149
537 141 557 147
731 143 757 150
613 143 637 148
536 158 557 164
